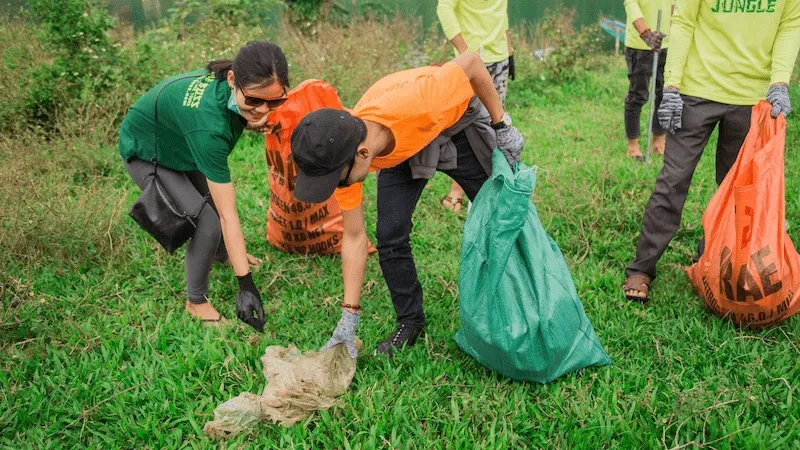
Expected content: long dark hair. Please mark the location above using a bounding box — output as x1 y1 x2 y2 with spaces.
207 40 290 89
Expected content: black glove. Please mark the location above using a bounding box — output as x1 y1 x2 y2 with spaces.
508 55 515 81
236 272 266 332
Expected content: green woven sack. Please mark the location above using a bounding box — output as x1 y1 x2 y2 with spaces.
455 149 611 382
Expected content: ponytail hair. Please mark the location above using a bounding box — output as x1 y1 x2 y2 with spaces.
207 59 233 80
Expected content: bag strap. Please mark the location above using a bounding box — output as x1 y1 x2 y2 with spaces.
151 74 208 175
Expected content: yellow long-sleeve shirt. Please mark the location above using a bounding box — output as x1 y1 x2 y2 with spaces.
624 0 675 50
436 0 509 63
665 0 800 105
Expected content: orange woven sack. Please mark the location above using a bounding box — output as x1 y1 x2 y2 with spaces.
264 80 350 255
686 101 800 328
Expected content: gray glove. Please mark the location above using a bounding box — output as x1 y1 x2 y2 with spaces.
496 119 525 166
658 87 684 134
640 30 665 51
766 84 791 118
321 309 359 359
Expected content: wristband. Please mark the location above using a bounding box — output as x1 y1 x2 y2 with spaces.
341 303 361 312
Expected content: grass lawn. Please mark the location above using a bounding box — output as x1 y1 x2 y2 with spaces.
1 56 799 449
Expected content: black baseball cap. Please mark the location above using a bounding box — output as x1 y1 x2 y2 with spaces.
291 108 366 203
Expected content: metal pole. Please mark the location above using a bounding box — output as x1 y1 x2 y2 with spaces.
645 10 663 163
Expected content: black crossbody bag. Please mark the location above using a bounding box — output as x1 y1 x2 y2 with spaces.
129 75 209 253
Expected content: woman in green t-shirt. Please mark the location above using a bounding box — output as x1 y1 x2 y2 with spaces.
119 41 290 330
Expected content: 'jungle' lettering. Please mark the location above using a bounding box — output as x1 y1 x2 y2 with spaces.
711 0 776 13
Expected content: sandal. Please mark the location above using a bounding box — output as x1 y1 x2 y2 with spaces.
628 151 644 162
627 145 644 162
441 195 463 213
185 300 228 327
622 273 651 304
201 315 227 328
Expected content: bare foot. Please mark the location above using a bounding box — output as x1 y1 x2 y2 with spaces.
185 300 228 327
652 134 666 156
627 139 644 161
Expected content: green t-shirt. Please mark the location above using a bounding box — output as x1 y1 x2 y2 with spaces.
119 69 246 183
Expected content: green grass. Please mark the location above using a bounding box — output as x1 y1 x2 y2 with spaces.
2 54 800 449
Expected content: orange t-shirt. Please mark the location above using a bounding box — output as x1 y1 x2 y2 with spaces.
334 62 474 210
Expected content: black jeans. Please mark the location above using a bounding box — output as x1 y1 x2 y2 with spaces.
376 131 489 327
625 47 667 139
626 96 752 280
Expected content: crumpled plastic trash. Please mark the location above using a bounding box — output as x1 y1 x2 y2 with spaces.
203 341 360 439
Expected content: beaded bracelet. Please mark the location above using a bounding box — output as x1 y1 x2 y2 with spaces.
340 303 361 312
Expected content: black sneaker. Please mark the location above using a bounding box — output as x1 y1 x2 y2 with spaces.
374 324 424 357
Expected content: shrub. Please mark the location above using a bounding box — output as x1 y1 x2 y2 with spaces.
531 9 604 86
285 0 325 25
276 15 426 105
26 0 126 126
510 9 611 106
0 22 50 134
168 0 280 28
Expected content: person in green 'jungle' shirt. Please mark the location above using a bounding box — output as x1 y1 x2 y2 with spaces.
436 0 514 213
623 0 800 304
623 0 675 160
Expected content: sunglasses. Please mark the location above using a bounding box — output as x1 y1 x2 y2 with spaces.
235 79 288 109
338 157 357 188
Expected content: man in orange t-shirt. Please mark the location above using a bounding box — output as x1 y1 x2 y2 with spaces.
290 52 524 357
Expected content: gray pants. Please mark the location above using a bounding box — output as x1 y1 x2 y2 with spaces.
449 59 508 200
124 157 228 302
626 96 753 279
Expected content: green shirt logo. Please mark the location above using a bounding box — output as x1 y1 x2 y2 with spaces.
182 74 215 108
711 0 777 13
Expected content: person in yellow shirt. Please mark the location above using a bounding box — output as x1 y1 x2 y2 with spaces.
623 0 674 160
623 0 800 303
437 0 513 212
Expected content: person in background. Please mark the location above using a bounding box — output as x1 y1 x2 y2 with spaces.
436 0 514 212
119 41 290 329
290 52 524 357
623 0 674 160
622 0 800 303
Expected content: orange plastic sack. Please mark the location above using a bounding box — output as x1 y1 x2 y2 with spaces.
264 80 349 255
686 101 800 328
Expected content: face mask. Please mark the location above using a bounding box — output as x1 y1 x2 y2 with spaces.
227 90 242 116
